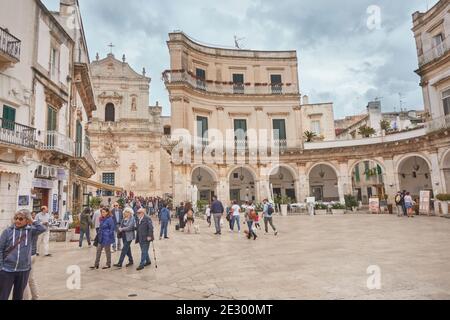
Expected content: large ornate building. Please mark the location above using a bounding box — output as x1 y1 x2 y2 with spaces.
163 27 450 207
88 53 172 198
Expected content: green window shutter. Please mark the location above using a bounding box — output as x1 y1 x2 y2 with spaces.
355 164 360 183
47 106 57 131
377 165 382 175
2 106 16 130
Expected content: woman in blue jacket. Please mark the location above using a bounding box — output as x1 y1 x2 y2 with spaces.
91 208 115 270
0 210 46 300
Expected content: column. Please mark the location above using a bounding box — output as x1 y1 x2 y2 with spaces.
429 152 443 196
383 158 398 204
298 164 308 202
338 162 351 204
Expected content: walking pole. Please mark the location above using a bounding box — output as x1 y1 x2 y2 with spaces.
151 240 158 269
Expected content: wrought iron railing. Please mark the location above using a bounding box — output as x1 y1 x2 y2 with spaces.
40 131 74 157
0 27 21 62
163 70 298 95
75 140 96 172
0 118 35 148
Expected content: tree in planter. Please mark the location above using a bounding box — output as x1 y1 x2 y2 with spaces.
315 203 328 210
344 194 358 210
380 119 391 132
358 125 376 138
89 196 102 209
304 130 317 142
332 203 346 210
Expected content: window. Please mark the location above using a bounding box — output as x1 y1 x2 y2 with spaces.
102 173 115 186
47 106 57 131
311 120 321 135
272 119 287 141
163 126 171 136
75 121 83 157
234 119 247 147
102 173 115 197
433 34 444 56
50 47 59 77
196 68 206 90
271 74 282 94
442 89 450 116
105 103 115 122
2 105 16 130
196 116 208 144
233 74 244 94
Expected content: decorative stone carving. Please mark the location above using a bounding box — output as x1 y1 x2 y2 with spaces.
98 91 123 105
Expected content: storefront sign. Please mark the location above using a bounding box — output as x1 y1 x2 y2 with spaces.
419 190 431 215
32 178 54 189
369 198 380 214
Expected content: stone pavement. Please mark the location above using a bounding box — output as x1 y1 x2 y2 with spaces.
33 214 450 300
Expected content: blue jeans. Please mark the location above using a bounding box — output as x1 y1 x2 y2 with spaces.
247 221 256 238
139 241 151 268
79 228 91 247
231 216 241 231
160 221 169 238
112 230 121 250
117 240 133 266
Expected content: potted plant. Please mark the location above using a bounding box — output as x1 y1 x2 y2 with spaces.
331 203 346 215
358 125 376 138
345 194 358 212
436 194 450 215
304 130 317 142
279 196 291 216
315 203 328 215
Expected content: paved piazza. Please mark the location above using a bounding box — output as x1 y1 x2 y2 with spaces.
32 214 450 300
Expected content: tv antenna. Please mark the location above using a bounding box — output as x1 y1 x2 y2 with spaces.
234 35 245 49
399 92 404 112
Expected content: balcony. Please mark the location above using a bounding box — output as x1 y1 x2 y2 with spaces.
162 70 299 95
0 27 21 68
40 131 74 157
75 141 97 174
0 118 36 149
427 114 450 133
418 36 450 67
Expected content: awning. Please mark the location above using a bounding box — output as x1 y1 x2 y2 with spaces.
74 175 124 192
0 163 22 175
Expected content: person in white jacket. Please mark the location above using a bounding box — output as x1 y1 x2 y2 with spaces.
35 206 51 257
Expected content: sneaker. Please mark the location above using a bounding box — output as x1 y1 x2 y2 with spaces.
44 254 52 257
274 231 278 236
90 266 99 270
136 266 145 271
126 262 134 267
144 262 151 267
113 264 122 268
164 237 169 239
102 266 111 270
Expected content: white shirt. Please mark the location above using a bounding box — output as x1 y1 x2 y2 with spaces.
93 209 101 229
36 212 50 224
205 207 211 217
231 205 241 216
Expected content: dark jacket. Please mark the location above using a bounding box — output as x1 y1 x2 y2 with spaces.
98 216 115 246
79 212 93 232
120 216 136 242
0 222 47 272
211 200 224 214
135 215 154 244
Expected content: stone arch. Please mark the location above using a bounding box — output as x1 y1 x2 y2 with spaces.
348 159 386 178
349 159 386 205
268 164 299 202
190 165 219 203
228 165 258 204
307 162 340 202
190 165 219 184
396 153 433 198
395 153 432 174
268 164 299 181
306 161 340 178
226 165 258 182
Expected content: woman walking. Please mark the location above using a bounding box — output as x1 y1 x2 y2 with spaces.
404 192 415 218
113 208 135 268
230 200 241 233
91 208 115 270
184 202 194 234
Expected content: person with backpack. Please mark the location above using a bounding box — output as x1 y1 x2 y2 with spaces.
263 199 278 236
0 210 47 300
394 191 404 217
184 202 195 234
79 208 93 248
177 202 185 232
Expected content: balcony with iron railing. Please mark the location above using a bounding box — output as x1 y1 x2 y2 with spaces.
162 70 299 95
75 141 97 173
0 27 21 66
418 36 450 67
40 131 74 157
0 118 36 149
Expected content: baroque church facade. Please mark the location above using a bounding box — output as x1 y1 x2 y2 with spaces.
87 53 172 197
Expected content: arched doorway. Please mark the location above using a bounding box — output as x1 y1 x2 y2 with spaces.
105 103 115 122
308 164 339 202
398 156 432 199
191 167 217 203
229 167 256 204
443 150 450 193
269 166 297 202
351 160 385 205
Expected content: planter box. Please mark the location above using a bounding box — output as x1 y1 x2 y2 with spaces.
315 209 328 215
331 209 345 215
280 204 288 216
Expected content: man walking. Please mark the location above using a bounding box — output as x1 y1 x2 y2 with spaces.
159 203 171 240
210 196 224 235
111 202 123 252
35 206 51 257
395 191 404 217
177 202 185 231
263 199 278 236
135 208 154 271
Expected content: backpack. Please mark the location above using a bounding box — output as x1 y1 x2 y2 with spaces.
268 204 274 215
395 195 402 205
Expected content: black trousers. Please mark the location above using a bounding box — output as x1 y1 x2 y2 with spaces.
0 270 31 300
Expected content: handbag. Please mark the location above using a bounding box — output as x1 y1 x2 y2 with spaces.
93 234 99 247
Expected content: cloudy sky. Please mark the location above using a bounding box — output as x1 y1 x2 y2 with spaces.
44 0 438 118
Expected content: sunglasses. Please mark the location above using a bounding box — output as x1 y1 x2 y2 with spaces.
14 217 25 221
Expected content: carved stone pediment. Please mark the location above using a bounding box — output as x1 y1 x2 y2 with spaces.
97 158 120 169
98 91 123 105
